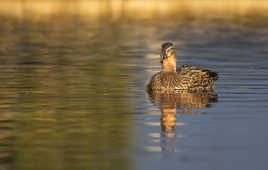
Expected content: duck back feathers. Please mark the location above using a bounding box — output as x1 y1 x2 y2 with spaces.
147 65 218 92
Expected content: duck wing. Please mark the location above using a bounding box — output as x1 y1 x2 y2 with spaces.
177 65 218 90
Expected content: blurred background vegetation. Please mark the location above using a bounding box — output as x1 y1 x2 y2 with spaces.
1 0 268 21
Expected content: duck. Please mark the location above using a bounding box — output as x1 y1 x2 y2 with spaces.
147 42 218 92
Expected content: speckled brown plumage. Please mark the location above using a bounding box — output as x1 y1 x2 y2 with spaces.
147 42 218 92
147 65 218 92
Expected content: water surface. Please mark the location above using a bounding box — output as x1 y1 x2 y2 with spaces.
0 2 268 170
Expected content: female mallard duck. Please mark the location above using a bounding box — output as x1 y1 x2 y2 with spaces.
147 42 218 92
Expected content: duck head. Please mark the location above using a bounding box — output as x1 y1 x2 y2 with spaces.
160 42 177 72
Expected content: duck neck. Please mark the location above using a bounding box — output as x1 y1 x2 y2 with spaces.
162 56 176 72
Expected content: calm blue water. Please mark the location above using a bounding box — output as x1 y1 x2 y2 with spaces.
0 10 268 170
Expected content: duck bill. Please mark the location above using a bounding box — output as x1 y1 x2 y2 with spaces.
160 53 168 63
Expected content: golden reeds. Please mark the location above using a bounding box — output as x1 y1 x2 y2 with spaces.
0 0 268 20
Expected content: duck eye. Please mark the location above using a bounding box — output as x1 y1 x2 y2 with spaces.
166 48 175 56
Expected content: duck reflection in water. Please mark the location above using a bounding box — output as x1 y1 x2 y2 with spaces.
147 90 218 152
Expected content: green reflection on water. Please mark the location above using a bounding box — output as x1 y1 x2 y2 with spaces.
0 16 133 170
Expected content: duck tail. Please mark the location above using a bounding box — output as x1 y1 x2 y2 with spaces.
207 70 218 80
